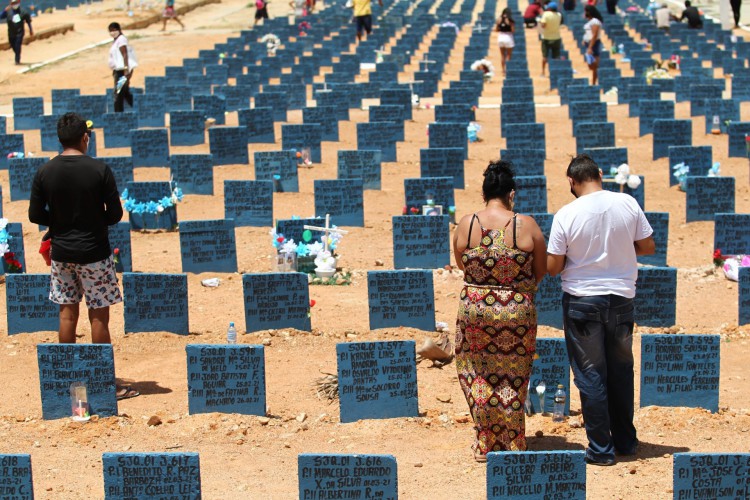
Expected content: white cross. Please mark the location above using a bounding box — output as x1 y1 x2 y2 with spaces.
303 214 348 253
473 24 489 33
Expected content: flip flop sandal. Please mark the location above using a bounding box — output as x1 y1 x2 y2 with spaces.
472 445 487 463
116 386 140 400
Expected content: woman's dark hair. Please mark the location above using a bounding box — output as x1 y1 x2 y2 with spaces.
584 5 603 21
57 113 88 148
566 154 601 183
108 22 122 31
482 160 516 202
501 7 513 21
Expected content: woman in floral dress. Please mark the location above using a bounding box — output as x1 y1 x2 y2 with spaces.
452 161 547 462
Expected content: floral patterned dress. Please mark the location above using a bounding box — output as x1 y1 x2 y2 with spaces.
455 214 538 454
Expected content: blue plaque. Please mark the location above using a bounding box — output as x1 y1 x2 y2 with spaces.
500 149 545 177
276 218 318 244
0 222 25 275
640 335 720 412
583 147 628 171
404 177 455 218
125 181 177 231
668 145 713 186
569 101 607 125
653 119 692 160
727 121 750 157
238 107 275 143
224 180 273 227
255 92 288 121
635 267 677 327
303 106 340 142
357 122 398 162
170 154 214 195
368 105 405 141
639 212 669 267
298 454 398 498
419 148 465 189
169 110 206 146
529 338 570 415
689 83 723 117
638 100 674 136
337 150 382 190
703 98 739 134
179 219 237 273
186 345 266 415
37 344 117 420
6 274 57 334
0 454 33 499
428 122 467 159
281 124 323 164
740 267 750 326
130 128 169 167
51 88 80 116
487 451 586 499
99 156 133 193
254 150 298 192
574 122 615 153
122 273 189 334
368 270 434 330
380 88 412 120
40 114 61 152
506 123 545 152
435 103 475 124
209 126 248 165
9 157 47 202
101 112 137 149
686 177 734 222
135 93 166 128
72 94 108 125
714 213 750 255
500 103 536 137
602 175 645 210
0 134 25 170
337 341 418 422
314 179 364 227
102 453 201 499
193 94 226 125
12 97 44 130
673 453 750 500
392 215 450 270
515 176 547 214
242 273 311 333
108 221 132 273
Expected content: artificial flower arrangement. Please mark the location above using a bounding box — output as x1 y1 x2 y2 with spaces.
261 34 281 56
270 216 344 276
645 66 673 85
120 186 184 215
470 59 495 81
672 162 720 192
713 249 750 282
0 219 21 273
609 163 641 191
402 199 456 218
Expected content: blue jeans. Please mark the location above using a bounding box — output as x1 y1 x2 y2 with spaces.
562 292 637 462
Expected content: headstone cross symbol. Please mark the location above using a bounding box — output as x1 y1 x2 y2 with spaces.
303 214 349 253
473 24 489 33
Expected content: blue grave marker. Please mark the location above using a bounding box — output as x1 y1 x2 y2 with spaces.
9 156 47 202
668 145 712 186
224 180 273 227
569 101 607 124
314 179 364 227
582 147 628 171
254 92 288 121
502 84 534 103
487 451 586 500
281 124 323 164
51 88 80 115
500 149 545 177
101 112 137 149
242 273 311 333
714 213 750 255
515 176 547 214
0 454 33 499
528 212 563 328
368 270 434 330
392 215 450 270
506 123 545 152
169 154 214 196
108 221 132 273
529 338 570 415
653 119 692 160
500 103 536 137
303 106 340 142
357 122 398 162
574 122 615 153
638 100 675 136
740 268 750 326
686 177 734 222
404 177 455 218
193 94 226 125
238 107 275 143
209 126 248 165
135 93 166 128
130 128 169 167
602 176 645 210
640 334 720 412
99 156 134 193
72 94 108 125
169 110 206 146
12 97 44 130
337 150 382 190
102 453 201 499
165 83 193 112
0 222 25 275
0 134 25 170
298 454 398 498
337 341 418 422
276 218 318 244
419 148 465 188
122 273 189 334
186 345 266 415
40 114 61 152
689 84 724 117
254 150 298 192
435 103 475 123
673 453 750 500
428 122 467 159
179 219 238 273
37 344 117 419
703 98 739 134
727 121 750 157
634 267 677 327
368 105 405 142
639 212 669 267
124 181 177 231
6 274 56 334
380 88 412 120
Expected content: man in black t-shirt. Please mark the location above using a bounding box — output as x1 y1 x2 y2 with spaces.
29 114 138 400
1 0 33 65
680 1 703 29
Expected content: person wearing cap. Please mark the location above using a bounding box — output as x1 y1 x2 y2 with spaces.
107 22 138 112
1 0 33 65
540 2 563 76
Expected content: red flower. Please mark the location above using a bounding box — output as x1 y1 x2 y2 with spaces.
276 237 284 244
309 299 316 308
402 206 407 215
4 252 15 259
713 249 722 259
410 207 419 214
113 248 120 255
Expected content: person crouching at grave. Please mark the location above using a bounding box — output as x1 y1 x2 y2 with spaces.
452 161 547 462
495 8 515 75
107 22 138 112
582 5 603 85
28 113 139 401
679 1 703 29
523 0 544 27
547 154 654 466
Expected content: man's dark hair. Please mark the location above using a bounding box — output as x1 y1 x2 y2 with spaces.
684 1 691 6
566 154 601 183
108 22 122 31
57 113 88 148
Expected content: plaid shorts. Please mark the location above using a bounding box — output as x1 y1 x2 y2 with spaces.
49 256 123 309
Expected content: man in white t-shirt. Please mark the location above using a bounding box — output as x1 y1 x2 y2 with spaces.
655 3 672 32
547 154 654 467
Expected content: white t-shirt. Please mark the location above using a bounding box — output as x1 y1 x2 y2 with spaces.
583 17 601 43
547 190 653 298
108 34 138 71
655 7 671 28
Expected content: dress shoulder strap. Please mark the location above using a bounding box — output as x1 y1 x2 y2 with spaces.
467 214 479 248
512 214 518 249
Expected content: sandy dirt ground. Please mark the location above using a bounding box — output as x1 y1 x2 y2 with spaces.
0 0 750 498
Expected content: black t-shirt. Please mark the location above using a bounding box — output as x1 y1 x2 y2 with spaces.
681 6 703 28
1 7 32 38
28 155 123 264
497 17 514 32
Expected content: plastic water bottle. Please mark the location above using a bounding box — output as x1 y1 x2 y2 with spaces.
553 385 566 422
227 322 237 344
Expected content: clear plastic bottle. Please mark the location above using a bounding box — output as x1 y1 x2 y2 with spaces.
227 322 237 344
553 384 566 422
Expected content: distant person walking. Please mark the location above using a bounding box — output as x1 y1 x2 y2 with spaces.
540 2 563 76
254 0 269 25
680 1 703 29
161 0 185 31
352 0 383 42
495 8 515 75
1 0 33 65
730 0 741 28
107 22 138 112
582 5 603 85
